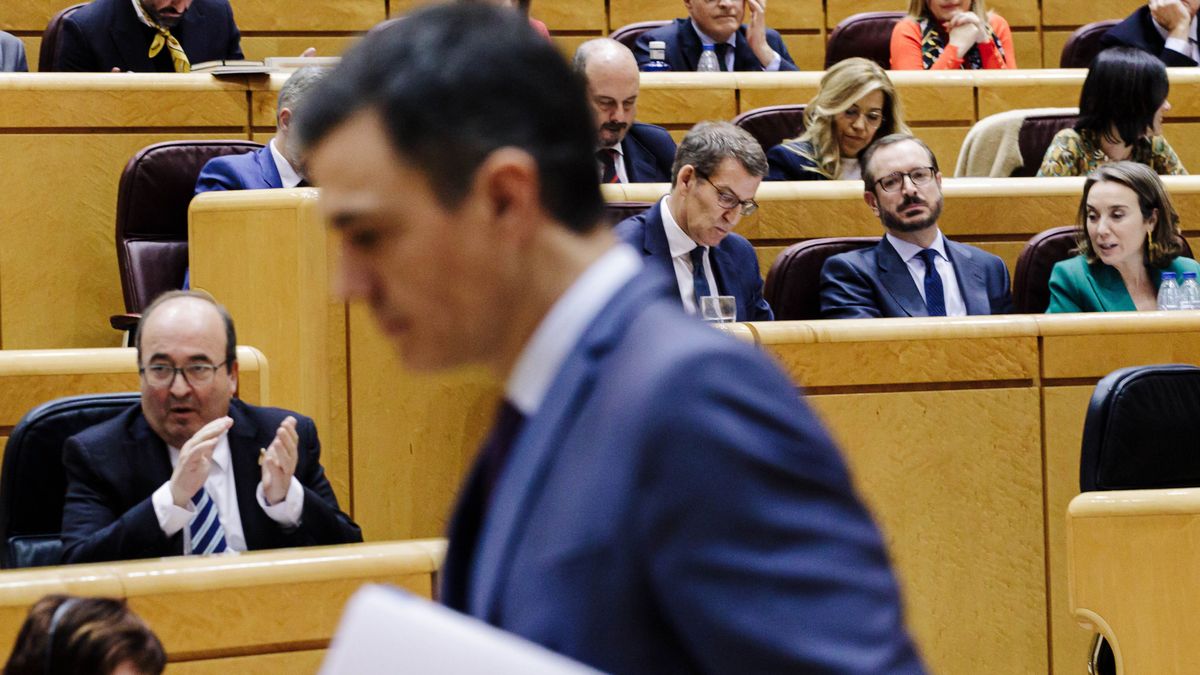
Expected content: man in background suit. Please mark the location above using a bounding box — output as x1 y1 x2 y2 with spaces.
634 0 798 72
615 121 773 321
56 0 242 72
1102 0 1200 67
573 38 675 183
196 68 327 194
820 134 1013 319
298 6 923 672
0 31 28 72
61 292 361 564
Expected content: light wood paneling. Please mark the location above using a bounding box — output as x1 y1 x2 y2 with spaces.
1043 0 1140 26
241 36 359 62
228 0 385 31
1043 31 1073 68
167 650 325 674
0 1 81 30
780 33 823 72
637 73 738 126
1011 28 1041 68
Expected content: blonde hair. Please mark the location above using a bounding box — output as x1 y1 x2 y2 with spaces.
784 58 910 179
905 0 989 19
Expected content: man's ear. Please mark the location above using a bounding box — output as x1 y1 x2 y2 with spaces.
277 108 292 133
474 148 542 242
863 190 880 217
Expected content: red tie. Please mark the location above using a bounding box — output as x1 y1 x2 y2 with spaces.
598 148 621 183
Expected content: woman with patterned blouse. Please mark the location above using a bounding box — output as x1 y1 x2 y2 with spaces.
890 0 1016 70
1038 47 1185 177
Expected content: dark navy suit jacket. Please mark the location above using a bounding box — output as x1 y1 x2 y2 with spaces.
614 199 773 321
820 236 1014 318
61 399 362 564
620 123 676 183
440 267 924 673
766 139 828 181
1101 6 1198 67
56 0 243 72
195 145 282 194
634 18 798 72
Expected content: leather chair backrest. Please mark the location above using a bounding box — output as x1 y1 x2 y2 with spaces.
1014 226 1193 313
825 12 906 70
764 237 880 320
732 105 807 153
0 393 141 568
1060 20 1120 68
115 140 263 314
609 21 671 53
603 201 654 227
39 3 86 72
1014 114 1078 177
1081 365 1200 491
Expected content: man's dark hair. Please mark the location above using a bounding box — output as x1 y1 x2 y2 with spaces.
1075 46 1169 147
4 595 165 675
860 133 940 192
134 291 237 371
295 4 603 234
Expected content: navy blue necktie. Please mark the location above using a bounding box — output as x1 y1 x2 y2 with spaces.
480 400 526 505
714 43 732 71
690 246 711 306
917 248 946 317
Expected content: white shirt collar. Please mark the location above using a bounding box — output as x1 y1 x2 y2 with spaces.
691 22 737 47
130 0 164 30
886 229 947 263
269 138 304 188
505 244 643 416
660 196 700 259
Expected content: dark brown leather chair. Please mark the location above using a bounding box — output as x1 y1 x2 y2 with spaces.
1013 113 1078 177
1060 20 1119 68
113 140 264 332
732 105 806 153
825 12 906 70
603 201 654 227
39 3 87 72
610 21 671 53
764 237 879 320
1014 226 1194 313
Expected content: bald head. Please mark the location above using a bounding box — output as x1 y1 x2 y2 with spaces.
573 38 640 148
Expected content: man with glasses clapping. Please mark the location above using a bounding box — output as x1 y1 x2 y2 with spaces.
820 134 1013 318
61 291 361 564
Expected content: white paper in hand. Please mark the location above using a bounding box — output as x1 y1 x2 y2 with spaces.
319 585 602 674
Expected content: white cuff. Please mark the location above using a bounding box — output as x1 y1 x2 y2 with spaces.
152 482 193 536
763 51 782 71
1164 36 1192 57
256 477 304 527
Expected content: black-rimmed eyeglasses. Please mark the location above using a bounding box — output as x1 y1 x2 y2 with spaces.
700 174 759 216
873 167 936 193
139 362 228 388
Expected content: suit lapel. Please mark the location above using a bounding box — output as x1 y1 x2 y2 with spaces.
257 146 284 189
468 272 671 620
708 243 745 320
677 19 702 71
110 1 155 72
945 240 989 315
621 135 655 184
642 200 678 281
876 239 928 317
732 27 762 71
226 401 268 548
127 413 179 550
1088 263 1129 312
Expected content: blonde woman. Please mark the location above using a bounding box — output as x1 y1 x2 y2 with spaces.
891 0 1016 70
766 58 910 181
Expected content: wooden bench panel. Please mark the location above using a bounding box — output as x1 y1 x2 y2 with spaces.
229 0 385 31
1043 0 1141 26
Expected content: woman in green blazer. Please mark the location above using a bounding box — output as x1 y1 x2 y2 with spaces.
1047 161 1200 313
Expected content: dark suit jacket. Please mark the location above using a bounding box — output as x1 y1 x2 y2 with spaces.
820 236 1014 318
61 399 361 564
620 123 676 183
614 199 774 321
195 146 283 194
440 269 924 673
634 18 798 72
56 0 243 72
1101 6 1198 67
766 139 829 181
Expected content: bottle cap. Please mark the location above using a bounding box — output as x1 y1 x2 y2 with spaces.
649 41 666 50
702 43 715 50
1186 272 1198 280
1163 272 1178 280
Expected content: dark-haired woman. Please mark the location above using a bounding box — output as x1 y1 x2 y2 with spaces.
4 595 165 675
1038 47 1186 177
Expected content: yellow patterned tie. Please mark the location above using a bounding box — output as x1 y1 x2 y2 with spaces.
130 0 190 72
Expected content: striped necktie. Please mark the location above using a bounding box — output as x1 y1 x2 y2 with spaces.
597 149 620 183
189 487 228 555
131 0 191 72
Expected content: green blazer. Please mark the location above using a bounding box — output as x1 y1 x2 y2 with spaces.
1046 254 1200 313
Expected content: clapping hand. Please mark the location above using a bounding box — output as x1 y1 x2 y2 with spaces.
261 416 299 505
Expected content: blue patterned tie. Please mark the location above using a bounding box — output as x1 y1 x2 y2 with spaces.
189 487 228 555
917 248 946 317
690 246 711 306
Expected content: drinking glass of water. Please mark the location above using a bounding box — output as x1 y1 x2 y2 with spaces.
699 296 736 324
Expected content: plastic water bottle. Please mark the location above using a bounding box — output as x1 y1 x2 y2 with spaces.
1180 272 1200 310
1158 271 1181 310
697 43 720 72
643 40 671 72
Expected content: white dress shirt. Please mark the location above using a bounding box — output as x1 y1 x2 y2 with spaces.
692 24 782 71
506 244 643 416
886 230 967 317
597 143 630 184
269 138 306 188
151 431 304 553
1153 14 1200 62
658 198 720 315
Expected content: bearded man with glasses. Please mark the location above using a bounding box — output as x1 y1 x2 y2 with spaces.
61 291 361 564
820 133 1014 318
615 121 774 321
